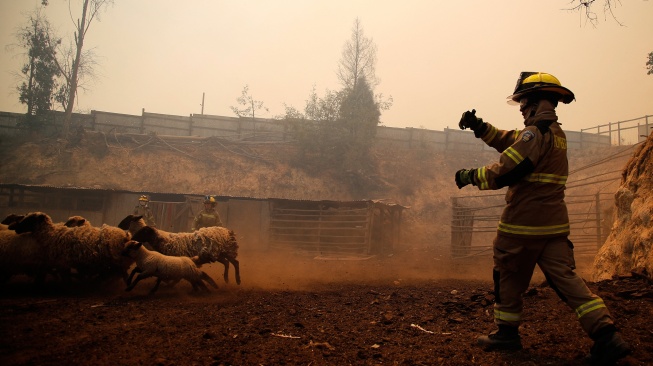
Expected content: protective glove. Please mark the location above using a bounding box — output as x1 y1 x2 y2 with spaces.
458 109 483 131
455 169 476 189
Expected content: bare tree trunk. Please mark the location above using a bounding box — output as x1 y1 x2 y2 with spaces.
63 0 89 136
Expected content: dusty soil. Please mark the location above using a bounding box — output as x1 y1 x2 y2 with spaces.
1 250 651 366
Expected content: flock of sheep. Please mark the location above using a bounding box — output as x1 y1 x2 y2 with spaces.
0 212 240 295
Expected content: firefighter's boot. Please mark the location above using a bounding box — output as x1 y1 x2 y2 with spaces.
476 325 522 351
588 328 630 366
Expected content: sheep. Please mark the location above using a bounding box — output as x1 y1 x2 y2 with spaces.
4 214 88 230
118 215 241 285
120 240 218 294
63 215 92 228
10 212 134 285
0 229 43 283
129 224 241 286
117 214 147 236
1 213 25 231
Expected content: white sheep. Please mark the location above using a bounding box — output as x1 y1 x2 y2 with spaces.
120 240 218 294
118 215 241 285
10 212 134 284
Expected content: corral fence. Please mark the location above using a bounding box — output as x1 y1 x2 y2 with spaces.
581 115 652 146
449 143 639 259
0 109 622 152
268 200 403 258
451 191 614 259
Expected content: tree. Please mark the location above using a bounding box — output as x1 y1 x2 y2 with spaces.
14 9 61 124
339 76 380 168
337 18 377 91
647 51 653 75
230 85 269 119
44 0 113 136
566 0 623 26
282 86 348 167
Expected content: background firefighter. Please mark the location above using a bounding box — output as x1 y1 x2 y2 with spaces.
134 195 156 227
192 195 223 231
455 72 630 365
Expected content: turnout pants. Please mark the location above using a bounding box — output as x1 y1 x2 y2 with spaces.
492 234 614 336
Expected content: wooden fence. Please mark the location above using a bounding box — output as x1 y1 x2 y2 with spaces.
0 109 616 152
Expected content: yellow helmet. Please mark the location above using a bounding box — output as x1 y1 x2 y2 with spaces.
139 195 149 202
507 72 575 104
204 195 216 205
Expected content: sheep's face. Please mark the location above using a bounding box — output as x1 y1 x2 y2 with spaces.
64 216 88 228
11 212 51 234
1 213 24 226
131 226 157 243
117 215 142 230
121 240 142 257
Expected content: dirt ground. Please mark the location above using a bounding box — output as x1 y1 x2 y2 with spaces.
1 249 651 366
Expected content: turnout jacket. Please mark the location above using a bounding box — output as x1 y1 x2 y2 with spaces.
473 107 570 239
192 208 223 231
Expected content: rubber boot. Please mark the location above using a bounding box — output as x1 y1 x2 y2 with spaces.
477 325 522 351
588 327 630 366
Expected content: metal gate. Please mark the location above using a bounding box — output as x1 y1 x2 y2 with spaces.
450 192 612 258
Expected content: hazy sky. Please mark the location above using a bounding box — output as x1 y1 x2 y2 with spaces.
0 1 651 132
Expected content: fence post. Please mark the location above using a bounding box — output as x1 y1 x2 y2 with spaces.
140 108 146 134
595 192 602 249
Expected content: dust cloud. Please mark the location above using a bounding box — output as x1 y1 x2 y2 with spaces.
196 247 496 292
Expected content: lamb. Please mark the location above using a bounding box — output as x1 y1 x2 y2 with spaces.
118 215 241 285
120 240 218 294
129 224 241 285
10 212 134 284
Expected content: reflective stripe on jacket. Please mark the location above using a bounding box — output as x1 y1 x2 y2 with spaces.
475 121 570 238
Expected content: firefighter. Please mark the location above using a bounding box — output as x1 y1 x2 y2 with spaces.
134 195 156 227
456 72 630 364
192 195 223 231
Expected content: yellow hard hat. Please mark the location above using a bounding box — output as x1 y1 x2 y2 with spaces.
139 195 149 202
204 195 216 204
507 72 575 104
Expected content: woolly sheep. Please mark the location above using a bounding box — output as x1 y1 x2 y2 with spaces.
63 215 92 228
117 214 147 236
1 213 25 231
0 229 43 283
130 224 241 285
120 240 218 294
118 215 241 285
10 212 134 284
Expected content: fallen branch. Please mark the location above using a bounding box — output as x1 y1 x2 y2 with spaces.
411 323 435 334
271 333 300 339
